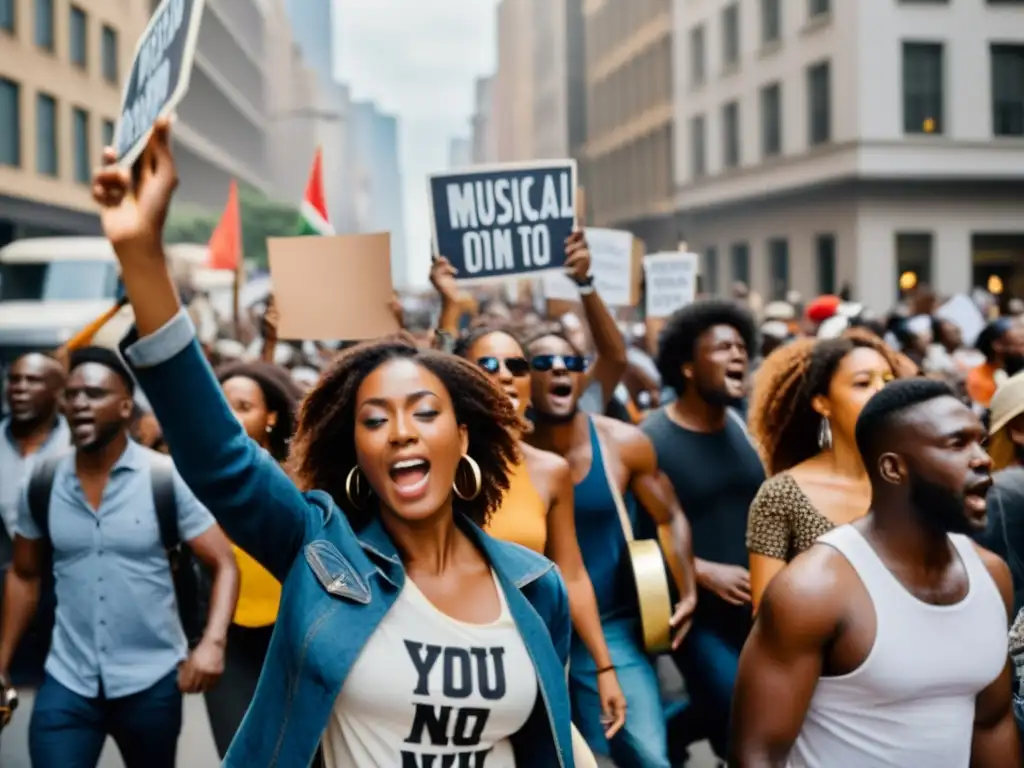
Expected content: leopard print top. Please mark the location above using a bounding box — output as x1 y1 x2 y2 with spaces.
745 473 835 563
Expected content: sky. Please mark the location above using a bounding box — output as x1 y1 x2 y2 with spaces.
334 0 499 287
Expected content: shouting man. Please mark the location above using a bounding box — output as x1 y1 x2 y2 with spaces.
730 378 1019 767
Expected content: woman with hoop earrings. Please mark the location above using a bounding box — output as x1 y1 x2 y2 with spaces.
93 119 576 767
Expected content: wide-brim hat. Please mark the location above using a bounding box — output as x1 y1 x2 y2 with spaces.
988 371 1024 471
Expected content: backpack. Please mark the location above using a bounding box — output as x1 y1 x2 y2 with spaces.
27 452 210 648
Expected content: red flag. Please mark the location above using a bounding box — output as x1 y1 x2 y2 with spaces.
207 180 241 271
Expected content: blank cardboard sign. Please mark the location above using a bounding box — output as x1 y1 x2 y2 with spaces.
267 233 400 341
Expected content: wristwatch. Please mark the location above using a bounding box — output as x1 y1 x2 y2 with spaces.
575 274 595 295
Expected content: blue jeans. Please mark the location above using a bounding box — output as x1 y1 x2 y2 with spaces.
570 617 670 768
670 623 741 759
29 669 182 768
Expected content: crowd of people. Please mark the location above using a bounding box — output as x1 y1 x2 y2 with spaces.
1 118 1023 767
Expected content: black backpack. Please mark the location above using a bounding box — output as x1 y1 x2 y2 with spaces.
27 452 210 648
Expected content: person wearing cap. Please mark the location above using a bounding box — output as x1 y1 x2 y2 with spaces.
976 371 1024 616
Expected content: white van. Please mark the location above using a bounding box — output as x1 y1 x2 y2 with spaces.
0 236 228 370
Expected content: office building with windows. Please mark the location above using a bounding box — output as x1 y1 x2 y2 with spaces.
531 0 587 163
0 0 149 243
583 0 675 249
674 0 1024 310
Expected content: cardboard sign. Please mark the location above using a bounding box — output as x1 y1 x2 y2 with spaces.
115 0 206 166
644 252 699 318
542 227 635 308
267 233 400 341
427 160 577 283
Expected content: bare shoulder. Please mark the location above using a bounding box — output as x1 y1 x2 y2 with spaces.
592 413 649 449
758 543 852 639
521 442 572 483
971 539 1013 613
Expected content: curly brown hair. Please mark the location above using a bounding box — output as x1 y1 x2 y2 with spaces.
288 337 521 528
749 329 908 476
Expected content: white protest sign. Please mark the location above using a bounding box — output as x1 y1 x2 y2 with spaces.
542 227 634 307
934 293 986 348
115 0 206 166
644 252 699 318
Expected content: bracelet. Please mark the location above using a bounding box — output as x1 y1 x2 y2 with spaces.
596 665 615 676
578 284 595 296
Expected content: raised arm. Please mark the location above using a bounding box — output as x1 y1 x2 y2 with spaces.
728 548 842 768
93 118 316 580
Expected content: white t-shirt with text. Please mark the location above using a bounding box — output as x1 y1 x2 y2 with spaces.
323 571 539 767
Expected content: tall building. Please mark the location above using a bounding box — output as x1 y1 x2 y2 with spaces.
448 136 472 169
674 0 1024 309
282 0 354 230
583 0 675 248
0 0 150 243
495 0 533 162
470 75 497 164
170 0 272 209
531 0 586 162
349 100 407 286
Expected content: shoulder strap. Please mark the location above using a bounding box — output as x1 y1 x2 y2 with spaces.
27 455 63 542
149 454 179 551
592 421 635 544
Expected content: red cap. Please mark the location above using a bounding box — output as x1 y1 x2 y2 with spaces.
806 295 841 324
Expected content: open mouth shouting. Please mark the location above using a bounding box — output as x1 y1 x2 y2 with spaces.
724 367 746 395
69 415 97 442
388 457 432 502
547 380 574 411
963 476 993 520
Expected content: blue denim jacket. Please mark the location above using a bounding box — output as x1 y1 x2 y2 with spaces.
121 311 574 768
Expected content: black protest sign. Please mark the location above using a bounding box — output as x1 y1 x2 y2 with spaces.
115 0 206 166
427 160 577 282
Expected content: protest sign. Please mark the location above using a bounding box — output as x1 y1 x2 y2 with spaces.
115 0 206 166
268 233 400 341
644 252 699 318
427 160 577 283
542 227 635 307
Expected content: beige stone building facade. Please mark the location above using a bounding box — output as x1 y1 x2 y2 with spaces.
495 0 533 162
0 0 150 242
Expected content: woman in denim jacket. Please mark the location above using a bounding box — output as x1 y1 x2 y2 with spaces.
94 119 575 768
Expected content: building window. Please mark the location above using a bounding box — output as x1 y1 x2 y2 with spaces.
761 82 782 157
807 60 831 145
1 0 14 33
992 44 1024 137
703 247 719 296
731 242 750 286
809 0 830 16
35 0 53 50
102 118 115 148
73 108 90 184
722 4 740 69
723 101 740 168
762 0 781 44
70 5 88 68
768 238 790 300
896 233 933 297
102 25 119 84
691 114 706 178
690 25 705 86
816 234 836 295
903 42 944 134
0 78 19 167
36 93 57 176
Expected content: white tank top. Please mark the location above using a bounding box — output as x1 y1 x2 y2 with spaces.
789 525 1007 768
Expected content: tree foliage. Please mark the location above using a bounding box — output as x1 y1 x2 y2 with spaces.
164 186 299 268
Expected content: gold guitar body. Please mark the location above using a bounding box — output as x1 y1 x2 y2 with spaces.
626 538 673 655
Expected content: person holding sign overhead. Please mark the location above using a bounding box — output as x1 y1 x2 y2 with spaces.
92 118 575 767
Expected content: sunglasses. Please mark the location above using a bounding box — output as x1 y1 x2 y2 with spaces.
477 356 530 377
530 354 587 373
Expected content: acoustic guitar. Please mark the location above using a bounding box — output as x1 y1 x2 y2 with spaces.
595 432 675 655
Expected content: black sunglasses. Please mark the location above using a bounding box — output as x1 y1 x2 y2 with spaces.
477 356 530 377
530 354 587 373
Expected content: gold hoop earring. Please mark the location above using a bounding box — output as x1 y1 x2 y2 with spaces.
345 465 369 510
453 454 482 501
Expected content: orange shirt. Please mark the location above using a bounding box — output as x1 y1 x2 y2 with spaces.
486 460 548 555
966 362 998 409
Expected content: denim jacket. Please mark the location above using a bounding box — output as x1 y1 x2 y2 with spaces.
121 311 574 768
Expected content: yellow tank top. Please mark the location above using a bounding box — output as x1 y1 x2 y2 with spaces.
486 459 549 555
232 544 282 628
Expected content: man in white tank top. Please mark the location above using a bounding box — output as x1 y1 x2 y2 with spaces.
730 379 1019 767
